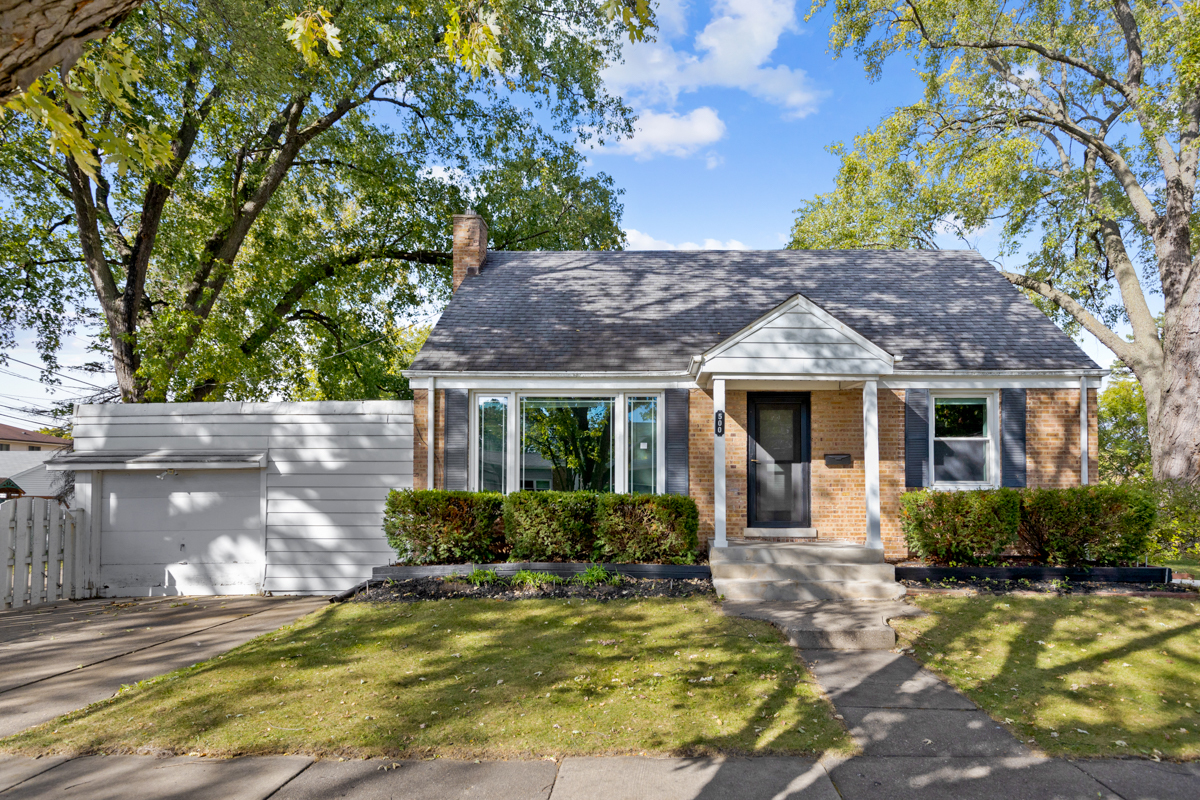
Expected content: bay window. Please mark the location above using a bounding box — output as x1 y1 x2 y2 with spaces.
472 392 663 494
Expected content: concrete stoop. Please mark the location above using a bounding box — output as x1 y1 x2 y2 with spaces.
711 542 906 602
723 599 924 650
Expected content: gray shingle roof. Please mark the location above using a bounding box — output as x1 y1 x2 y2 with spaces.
410 250 1101 373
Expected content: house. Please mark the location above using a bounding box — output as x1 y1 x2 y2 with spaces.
0 451 58 500
404 212 1103 569
0 423 70 452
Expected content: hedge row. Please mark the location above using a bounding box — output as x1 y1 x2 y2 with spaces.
384 490 699 565
900 485 1155 567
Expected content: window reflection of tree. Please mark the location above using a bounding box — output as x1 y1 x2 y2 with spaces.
523 402 612 491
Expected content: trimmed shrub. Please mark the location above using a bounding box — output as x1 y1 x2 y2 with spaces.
503 491 599 561
1019 485 1155 566
383 489 505 565
900 488 1021 566
594 493 699 564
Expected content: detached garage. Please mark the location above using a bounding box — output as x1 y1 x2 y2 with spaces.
48 401 413 596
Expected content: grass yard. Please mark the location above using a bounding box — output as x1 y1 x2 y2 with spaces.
892 594 1200 760
2 596 852 760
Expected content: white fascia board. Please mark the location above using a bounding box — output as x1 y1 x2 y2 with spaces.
47 460 265 472
699 293 896 367
410 374 697 391
883 373 1105 390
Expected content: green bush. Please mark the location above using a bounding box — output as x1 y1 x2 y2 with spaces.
382 489 505 565
510 569 564 588
900 485 1157 567
900 489 1021 566
502 491 599 561
1019 485 1155 566
1126 479 1200 563
594 493 699 564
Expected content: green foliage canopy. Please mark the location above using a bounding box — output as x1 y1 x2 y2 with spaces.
790 0 1200 482
1 0 645 402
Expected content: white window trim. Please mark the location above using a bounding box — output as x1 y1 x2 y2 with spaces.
469 390 666 494
928 390 1000 490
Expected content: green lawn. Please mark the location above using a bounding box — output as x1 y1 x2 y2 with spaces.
3 596 852 760
892 595 1200 760
1157 556 1200 575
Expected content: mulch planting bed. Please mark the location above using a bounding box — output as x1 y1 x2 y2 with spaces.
903 577 1196 597
353 575 716 603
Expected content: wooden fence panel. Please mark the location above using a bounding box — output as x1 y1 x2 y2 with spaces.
0 498 91 610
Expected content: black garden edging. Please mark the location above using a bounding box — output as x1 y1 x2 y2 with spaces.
895 565 1172 584
372 562 711 581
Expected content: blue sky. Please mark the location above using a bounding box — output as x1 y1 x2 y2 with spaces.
2 0 1124 429
590 0 921 250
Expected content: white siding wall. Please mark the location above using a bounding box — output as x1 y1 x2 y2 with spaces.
705 311 892 375
74 401 413 595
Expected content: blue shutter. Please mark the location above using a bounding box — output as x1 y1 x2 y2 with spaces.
1001 389 1027 488
904 389 929 489
665 389 689 495
443 389 469 490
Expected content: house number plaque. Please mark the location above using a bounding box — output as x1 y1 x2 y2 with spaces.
715 410 725 437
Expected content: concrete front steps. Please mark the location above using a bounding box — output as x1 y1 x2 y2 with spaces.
711 542 906 602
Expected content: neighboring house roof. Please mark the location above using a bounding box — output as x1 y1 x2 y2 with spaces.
0 423 70 447
410 250 1101 374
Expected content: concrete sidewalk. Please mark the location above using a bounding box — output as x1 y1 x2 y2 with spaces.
1 753 1198 799
0 596 327 738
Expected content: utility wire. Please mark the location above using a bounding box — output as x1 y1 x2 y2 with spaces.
0 356 110 390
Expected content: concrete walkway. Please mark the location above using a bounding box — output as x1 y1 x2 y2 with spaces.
0 596 327 737
1 752 1198 799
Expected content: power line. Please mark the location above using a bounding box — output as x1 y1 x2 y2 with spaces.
0 356 111 390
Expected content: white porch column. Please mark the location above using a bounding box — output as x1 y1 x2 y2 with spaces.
426 377 436 490
713 379 727 548
1080 375 1089 485
863 379 882 550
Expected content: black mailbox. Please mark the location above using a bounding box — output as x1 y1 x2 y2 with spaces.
824 453 853 468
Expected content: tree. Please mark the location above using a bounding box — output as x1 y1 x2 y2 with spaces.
1 0 645 402
1098 376 1152 482
0 0 142 102
791 0 1200 484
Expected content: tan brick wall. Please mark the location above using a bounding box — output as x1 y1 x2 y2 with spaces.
411 388 445 490
1027 388 1099 488
686 386 907 558
688 388 715 548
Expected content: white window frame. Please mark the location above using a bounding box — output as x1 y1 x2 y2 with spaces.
469 390 666 494
928 390 1000 490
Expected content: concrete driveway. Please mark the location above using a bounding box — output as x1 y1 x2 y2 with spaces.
0 595 327 738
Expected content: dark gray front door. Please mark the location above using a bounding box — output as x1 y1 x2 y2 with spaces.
748 393 811 527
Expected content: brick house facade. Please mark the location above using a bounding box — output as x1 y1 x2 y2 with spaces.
406 214 1105 560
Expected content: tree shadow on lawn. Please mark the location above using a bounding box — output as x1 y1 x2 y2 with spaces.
897 595 1200 760
4 596 848 760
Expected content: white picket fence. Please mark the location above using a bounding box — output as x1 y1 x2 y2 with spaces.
2 498 94 610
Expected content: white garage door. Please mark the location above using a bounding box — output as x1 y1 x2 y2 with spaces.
99 469 264 595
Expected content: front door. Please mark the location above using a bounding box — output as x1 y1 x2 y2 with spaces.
748 393 811 528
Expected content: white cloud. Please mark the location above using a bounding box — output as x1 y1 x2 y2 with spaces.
625 228 749 250
655 0 691 38
606 0 820 118
616 107 727 159
704 152 724 169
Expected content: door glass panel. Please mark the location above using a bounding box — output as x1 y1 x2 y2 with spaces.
755 405 797 523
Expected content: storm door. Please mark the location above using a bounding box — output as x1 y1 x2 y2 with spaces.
748 393 811 528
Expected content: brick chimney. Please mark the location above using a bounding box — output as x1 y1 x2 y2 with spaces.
452 209 488 291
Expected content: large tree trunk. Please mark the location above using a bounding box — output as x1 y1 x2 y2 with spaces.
0 0 141 101
1146 180 1200 484
1150 264 1200 484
